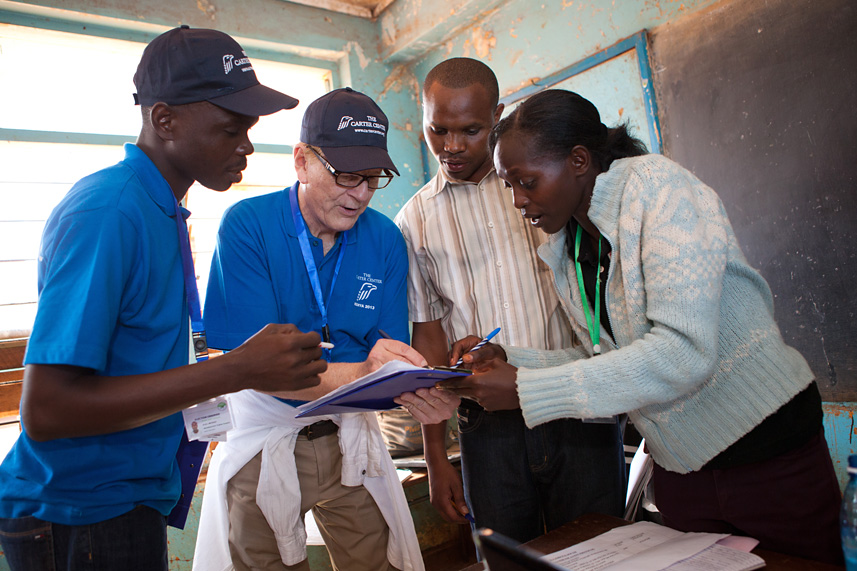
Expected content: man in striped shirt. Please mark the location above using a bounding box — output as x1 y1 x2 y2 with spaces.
395 58 626 543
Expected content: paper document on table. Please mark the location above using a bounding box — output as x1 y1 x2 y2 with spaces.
663 543 765 570
544 522 764 571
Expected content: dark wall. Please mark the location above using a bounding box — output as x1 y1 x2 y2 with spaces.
650 0 857 400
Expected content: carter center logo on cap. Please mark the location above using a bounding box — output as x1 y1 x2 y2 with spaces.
222 52 253 75
340 115 387 137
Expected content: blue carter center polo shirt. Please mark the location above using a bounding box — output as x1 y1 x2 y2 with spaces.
204 182 410 366
0 144 189 525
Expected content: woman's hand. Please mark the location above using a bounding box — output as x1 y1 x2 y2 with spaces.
437 358 520 411
449 335 507 369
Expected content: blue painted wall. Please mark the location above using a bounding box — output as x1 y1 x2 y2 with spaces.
382 0 857 487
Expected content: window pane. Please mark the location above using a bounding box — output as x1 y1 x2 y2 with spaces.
0 24 331 145
0 24 328 339
0 24 143 136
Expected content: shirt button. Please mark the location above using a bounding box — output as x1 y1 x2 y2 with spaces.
312 240 319 247
496 260 503 267
488 222 494 228
503 302 509 308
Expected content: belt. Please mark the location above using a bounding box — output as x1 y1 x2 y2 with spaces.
297 420 339 440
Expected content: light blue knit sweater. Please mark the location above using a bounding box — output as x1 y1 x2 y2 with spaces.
506 154 815 474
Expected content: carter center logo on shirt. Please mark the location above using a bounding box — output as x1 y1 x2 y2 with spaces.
354 273 382 310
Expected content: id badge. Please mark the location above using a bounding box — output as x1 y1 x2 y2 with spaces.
182 396 234 442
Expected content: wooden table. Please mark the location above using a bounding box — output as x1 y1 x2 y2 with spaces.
460 513 844 570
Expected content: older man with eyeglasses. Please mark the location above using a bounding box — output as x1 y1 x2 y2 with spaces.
193 88 457 571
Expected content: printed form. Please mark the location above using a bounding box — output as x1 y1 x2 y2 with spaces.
543 521 764 571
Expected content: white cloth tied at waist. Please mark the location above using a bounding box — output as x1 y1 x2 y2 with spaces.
192 389 424 571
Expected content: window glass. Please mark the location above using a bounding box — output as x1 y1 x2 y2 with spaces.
0 24 330 338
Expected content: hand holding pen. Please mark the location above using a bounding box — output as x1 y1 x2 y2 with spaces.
451 327 503 368
440 328 520 411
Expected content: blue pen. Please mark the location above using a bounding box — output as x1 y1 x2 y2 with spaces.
454 327 501 368
452 499 476 523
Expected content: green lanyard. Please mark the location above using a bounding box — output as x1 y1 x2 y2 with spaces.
574 224 602 355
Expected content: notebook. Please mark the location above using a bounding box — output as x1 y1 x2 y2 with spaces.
294 360 470 418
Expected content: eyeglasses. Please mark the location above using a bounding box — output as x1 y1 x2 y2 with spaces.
307 147 394 190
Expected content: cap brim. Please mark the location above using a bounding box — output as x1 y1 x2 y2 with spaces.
321 145 400 176
208 84 299 117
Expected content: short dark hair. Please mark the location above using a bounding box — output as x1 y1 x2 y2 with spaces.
490 89 648 172
423 57 500 109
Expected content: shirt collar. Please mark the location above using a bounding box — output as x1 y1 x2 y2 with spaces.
283 181 357 247
121 143 184 219
427 166 497 199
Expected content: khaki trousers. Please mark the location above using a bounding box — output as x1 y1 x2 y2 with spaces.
226 432 398 571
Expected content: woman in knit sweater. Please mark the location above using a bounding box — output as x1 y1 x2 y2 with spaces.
439 89 841 564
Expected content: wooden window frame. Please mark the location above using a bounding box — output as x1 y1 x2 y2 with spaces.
0 338 26 421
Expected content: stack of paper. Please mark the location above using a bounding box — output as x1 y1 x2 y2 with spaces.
623 438 654 521
543 522 765 571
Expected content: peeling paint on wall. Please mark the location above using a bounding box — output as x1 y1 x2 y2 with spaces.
462 26 497 60
391 121 415 133
380 64 420 101
381 12 397 47
196 0 216 20
345 40 371 69
823 403 857 491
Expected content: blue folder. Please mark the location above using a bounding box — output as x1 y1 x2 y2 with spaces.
295 360 470 418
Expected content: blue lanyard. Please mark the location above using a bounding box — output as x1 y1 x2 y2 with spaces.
288 182 347 360
172 196 208 362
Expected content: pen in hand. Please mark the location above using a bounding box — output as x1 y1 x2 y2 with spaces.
454 327 501 368
452 499 476 523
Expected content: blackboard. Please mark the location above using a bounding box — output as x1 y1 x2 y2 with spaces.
650 0 857 400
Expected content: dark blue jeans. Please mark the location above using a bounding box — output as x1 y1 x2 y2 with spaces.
458 402 626 543
0 506 168 571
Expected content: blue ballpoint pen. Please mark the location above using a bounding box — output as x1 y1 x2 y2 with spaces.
454 327 501 368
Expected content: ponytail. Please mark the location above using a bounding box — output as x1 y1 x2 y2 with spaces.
490 89 647 171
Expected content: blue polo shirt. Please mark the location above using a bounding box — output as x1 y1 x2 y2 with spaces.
0 144 188 525
204 183 410 367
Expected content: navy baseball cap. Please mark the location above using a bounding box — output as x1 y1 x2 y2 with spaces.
133 25 298 116
300 87 399 175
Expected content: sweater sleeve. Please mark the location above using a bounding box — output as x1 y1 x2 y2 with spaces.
503 344 587 369
517 158 731 427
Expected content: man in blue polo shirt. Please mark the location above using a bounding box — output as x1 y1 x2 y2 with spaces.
0 27 329 571
192 88 450 571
